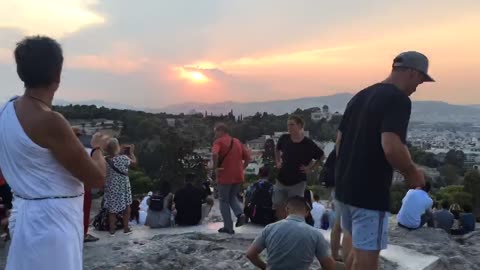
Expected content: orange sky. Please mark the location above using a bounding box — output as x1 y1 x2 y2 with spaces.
0 1 479 107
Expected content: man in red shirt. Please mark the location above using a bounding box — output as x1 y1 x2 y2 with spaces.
212 123 251 234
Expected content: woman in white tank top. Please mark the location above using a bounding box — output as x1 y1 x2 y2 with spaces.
0 36 108 270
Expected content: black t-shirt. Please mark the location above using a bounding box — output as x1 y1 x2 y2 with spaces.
335 83 411 211
277 134 324 186
174 184 207 226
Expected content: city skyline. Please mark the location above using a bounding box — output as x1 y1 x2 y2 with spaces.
1 0 479 108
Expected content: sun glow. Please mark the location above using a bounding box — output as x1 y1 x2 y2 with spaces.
177 68 210 83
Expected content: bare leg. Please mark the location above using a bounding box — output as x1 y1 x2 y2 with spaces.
343 232 353 270
352 248 380 270
123 206 131 232
331 218 342 260
108 213 116 234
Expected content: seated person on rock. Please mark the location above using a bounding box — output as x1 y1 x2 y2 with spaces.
174 173 208 226
397 181 434 230
310 194 326 229
451 204 476 235
201 197 214 223
246 196 336 270
433 200 454 233
145 182 174 228
244 167 275 226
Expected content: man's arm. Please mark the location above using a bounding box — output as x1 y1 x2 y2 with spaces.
319 257 336 270
382 133 424 188
44 112 106 188
242 144 252 169
315 235 336 270
212 140 221 170
335 131 342 157
274 148 281 168
246 245 266 270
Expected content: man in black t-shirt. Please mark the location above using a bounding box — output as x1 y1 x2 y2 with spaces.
335 51 434 270
174 173 207 226
274 115 324 219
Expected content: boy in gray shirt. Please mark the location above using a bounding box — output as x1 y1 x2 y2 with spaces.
246 196 336 270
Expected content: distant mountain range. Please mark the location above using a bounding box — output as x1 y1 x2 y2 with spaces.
158 94 480 123
52 94 480 123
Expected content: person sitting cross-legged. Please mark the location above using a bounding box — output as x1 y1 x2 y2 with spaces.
433 200 454 233
246 196 336 270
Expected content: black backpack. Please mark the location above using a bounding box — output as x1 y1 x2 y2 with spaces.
93 208 124 231
319 150 336 188
149 195 165 211
245 181 275 225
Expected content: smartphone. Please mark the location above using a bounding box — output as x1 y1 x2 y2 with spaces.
122 145 131 155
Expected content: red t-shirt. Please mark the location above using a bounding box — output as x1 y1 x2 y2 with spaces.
212 135 250 185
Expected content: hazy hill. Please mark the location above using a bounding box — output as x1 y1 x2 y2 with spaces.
52 93 480 123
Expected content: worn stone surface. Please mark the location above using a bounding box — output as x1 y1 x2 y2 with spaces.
388 216 480 270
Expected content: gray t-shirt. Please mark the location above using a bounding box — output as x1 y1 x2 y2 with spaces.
252 215 330 270
433 209 454 233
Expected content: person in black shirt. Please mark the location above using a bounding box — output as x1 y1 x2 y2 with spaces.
174 173 207 226
335 51 434 270
274 115 324 219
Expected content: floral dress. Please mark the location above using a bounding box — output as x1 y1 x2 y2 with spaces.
104 155 132 213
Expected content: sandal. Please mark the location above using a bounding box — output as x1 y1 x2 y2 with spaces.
84 234 99 243
218 227 235 235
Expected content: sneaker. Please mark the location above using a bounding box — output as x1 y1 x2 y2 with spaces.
218 227 235 235
124 228 133 235
235 214 246 227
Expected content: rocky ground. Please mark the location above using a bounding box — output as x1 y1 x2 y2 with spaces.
1 199 479 269
388 216 480 270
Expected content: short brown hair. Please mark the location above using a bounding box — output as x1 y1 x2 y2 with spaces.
214 122 229 133
288 115 305 127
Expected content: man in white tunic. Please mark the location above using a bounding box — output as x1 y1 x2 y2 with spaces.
0 36 108 270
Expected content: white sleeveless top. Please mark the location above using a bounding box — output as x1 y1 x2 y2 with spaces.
0 98 84 270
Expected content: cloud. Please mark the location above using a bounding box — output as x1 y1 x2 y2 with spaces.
0 0 105 38
0 48 11 64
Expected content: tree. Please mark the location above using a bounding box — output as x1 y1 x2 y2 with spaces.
438 164 460 185
444 150 465 168
433 185 472 208
464 169 480 216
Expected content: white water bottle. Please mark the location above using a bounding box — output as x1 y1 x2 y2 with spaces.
170 213 175 227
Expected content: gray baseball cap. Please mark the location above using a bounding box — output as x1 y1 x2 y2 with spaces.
392 51 434 82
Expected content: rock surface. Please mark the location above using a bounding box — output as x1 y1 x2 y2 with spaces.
1 200 479 269
388 216 480 270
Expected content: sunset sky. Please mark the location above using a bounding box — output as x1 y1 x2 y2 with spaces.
0 0 479 108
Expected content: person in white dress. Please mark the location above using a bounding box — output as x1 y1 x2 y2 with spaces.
0 36 108 270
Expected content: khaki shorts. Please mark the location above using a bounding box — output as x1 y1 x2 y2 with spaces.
272 181 306 209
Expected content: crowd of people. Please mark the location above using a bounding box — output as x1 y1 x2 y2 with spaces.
397 182 476 235
2 35 475 270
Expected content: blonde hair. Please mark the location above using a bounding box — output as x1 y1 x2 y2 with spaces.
105 138 120 157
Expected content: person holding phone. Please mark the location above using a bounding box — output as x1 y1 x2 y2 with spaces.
103 139 137 236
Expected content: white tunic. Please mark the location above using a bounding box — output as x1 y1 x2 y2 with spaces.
0 99 84 270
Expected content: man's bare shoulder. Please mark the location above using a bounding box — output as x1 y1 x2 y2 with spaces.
39 110 71 134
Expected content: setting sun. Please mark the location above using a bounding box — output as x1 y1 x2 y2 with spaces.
190 71 208 82
177 67 210 83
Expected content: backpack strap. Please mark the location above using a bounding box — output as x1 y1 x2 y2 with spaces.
218 137 234 168
106 158 128 176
